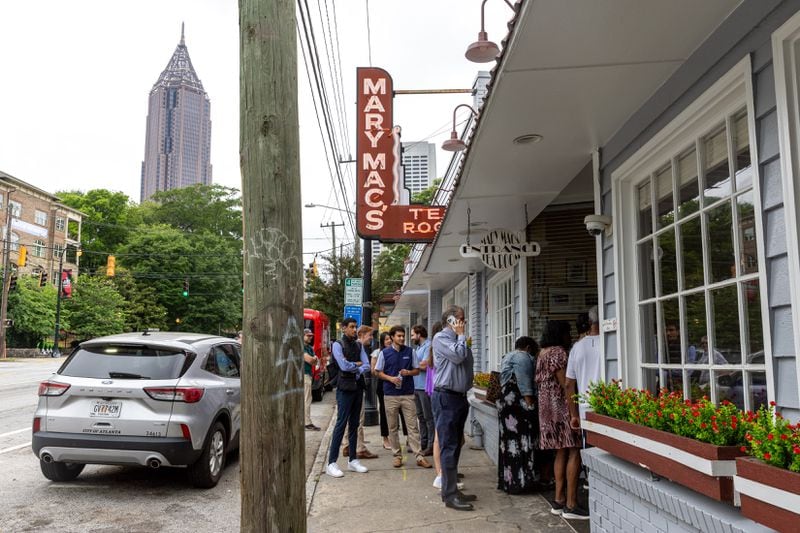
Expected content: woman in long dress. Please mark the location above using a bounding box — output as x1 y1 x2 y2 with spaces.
496 336 539 493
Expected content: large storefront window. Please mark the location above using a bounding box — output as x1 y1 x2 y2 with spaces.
635 109 766 411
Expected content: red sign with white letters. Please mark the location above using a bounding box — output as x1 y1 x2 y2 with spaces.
356 67 445 242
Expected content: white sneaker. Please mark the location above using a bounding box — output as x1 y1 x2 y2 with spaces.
326 462 344 478
432 475 464 491
347 459 368 473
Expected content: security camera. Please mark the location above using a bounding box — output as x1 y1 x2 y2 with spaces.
584 214 612 237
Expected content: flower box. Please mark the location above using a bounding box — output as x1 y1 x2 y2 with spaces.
583 411 745 502
734 456 800 531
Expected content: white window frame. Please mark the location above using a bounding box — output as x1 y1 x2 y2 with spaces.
488 270 514 371
772 11 800 407
32 239 46 258
55 216 65 232
34 210 47 226
9 200 21 218
611 56 774 409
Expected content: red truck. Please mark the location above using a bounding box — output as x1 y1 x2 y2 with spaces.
303 308 330 401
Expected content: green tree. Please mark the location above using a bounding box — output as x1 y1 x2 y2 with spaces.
411 178 442 206
372 244 410 301
63 275 127 339
305 248 362 325
143 184 243 239
109 267 168 332
7 275 60 348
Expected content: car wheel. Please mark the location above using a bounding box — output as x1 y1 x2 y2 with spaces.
188 421 227 488
40 460 85 482
312 386 323 402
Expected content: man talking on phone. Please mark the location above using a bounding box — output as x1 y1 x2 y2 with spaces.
432 305 476 511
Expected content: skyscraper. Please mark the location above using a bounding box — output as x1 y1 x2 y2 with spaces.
401 141 436 196
140 25 212 202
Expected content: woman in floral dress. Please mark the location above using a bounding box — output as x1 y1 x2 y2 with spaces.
496 336 539 493
536 320 588 520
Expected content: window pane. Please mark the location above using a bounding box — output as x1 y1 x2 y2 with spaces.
707 200 735 283
747 371 768 412
742 280 764 364
711 284 741 364
703 127 731 203
640 303 658 364
733 112 752 190
680 217 704 289
677 148 700 217
638 241 655 300
656 165 674 229
638 181 653 238
662 298 680 364
684 293 707 364
642 367 660 396
737 191 758 275
689 370 711 402
716 370 744 410
657 230 678 295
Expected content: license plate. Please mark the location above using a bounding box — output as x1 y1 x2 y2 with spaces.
89 400 122 418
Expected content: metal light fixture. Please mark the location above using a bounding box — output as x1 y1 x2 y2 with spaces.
442 104 478 152
465 0 515 63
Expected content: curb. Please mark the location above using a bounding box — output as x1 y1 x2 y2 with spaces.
305 401 337 514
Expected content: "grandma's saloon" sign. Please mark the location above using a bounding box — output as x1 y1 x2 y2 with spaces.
356 67 445 242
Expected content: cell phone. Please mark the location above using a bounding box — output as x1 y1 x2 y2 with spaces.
447 315 458 327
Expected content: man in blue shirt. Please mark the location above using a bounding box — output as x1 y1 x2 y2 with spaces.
375 325 433 469
325 318 372 478
432 305 476 511
411 325 434 456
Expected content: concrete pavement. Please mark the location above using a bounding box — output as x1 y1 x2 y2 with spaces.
306 395 581 533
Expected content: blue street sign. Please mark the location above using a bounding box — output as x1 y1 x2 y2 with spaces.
343 305 362 327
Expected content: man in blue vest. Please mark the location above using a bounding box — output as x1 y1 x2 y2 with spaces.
433 305 477 511
325 318 372 478
375 325 433 469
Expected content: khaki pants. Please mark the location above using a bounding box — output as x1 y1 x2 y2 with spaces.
343 393 367 453
384 394 422 459
303 374 313 426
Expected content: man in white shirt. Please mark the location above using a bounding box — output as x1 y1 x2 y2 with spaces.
567 306 602 429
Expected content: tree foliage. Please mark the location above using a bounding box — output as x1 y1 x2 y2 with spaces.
305 248 362 324
62 275 127 339
143 185 243 239
7 275 60 347
372 244 410 301
109 267 168 332
411 178 442 206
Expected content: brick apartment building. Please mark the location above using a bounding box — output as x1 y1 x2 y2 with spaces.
0 171 83 282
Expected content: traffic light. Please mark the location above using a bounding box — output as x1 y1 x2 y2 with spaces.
106 255 116 277
39 271 48 287
311 258 319 277
9 274 17 291
182 278 189 297
18 246 27 268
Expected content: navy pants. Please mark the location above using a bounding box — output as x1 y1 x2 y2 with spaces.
328 388 363 464
432 390 469 502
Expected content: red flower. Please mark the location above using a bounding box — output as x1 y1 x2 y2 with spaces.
740 446 747 452
781 434 788 441
700 422 707 429
768 434 774 441
770 401 777 407
764 452 771 460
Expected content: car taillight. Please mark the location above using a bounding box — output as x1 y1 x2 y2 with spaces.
38 381 70 396
180 423 192 440
32 417 41 433
144 387 205 403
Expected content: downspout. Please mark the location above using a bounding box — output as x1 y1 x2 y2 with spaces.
592 148 606 382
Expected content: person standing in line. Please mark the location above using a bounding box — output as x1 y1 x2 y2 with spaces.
567 307 602 428
536 320 588 520
371 332 408 450
432 305 477 511
302 328 321 431
497 335 539 494
374 326 433 469
325 318 371 478
342 325 379 459
411 325 435 456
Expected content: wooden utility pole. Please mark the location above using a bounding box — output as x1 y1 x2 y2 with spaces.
239 0 305 531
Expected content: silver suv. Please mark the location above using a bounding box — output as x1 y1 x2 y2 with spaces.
31 332 241 488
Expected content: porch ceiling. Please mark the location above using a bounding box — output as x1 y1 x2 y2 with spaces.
425 0 742 279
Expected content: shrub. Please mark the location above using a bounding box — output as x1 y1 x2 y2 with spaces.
742 402 800 473
473 372 491 389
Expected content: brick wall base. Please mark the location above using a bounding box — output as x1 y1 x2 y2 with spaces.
581 448 770 533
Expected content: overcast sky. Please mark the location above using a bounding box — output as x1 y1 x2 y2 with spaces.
0 0 510 257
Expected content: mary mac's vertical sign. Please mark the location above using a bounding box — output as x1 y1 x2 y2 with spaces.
356 67 445 242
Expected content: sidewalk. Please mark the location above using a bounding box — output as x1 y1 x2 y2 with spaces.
306 399 582 533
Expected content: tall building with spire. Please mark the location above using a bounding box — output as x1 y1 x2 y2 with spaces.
140 24 212 202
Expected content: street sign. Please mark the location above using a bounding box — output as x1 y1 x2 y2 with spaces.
344 278 363 305
343 305 362 327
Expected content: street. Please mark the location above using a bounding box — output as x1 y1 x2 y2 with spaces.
0 357 338 532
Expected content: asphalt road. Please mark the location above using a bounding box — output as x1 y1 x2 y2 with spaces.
0 358 334 533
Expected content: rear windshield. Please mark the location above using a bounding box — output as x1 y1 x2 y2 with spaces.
60 344 191 380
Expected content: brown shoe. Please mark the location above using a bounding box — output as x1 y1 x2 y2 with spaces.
393 456 403 468
416 457 432 468
357 450 378 459
342 446 349 456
